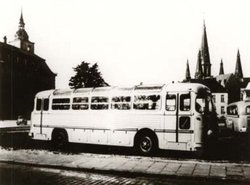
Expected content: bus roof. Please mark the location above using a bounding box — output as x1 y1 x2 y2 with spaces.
227 100 250 107
165 83 209 93
35 83 209 98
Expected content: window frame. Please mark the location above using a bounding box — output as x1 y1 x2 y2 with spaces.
72 97 89 110
133 94 161 110
179 93 191 112
90 96 109 110
166 93 176 111
111 96 131 110
52 98 71 110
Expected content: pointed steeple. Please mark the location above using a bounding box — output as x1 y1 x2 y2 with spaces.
200 21 211 78
11 10 34 53
19 9 25 29
235 49 243 78
15 10 29 41
219 59 224 75
195 50 203 79
185 60 191 81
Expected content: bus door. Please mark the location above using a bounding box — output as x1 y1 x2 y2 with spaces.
36 98 49 134
164 93 192 149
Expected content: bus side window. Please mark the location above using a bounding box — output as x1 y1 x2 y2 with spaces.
133 94 160 110
180 93 191 111
72 97 89 110
36 99 42 111
111 96 131 110
52 98 70 110
166 94 176 111
91 96 109 110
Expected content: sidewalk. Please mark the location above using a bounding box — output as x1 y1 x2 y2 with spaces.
0 148 250 182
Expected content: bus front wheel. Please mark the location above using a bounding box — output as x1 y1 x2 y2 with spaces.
52 129 68 150
135 133 157 155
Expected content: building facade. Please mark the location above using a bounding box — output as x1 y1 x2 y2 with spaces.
0 12 56 120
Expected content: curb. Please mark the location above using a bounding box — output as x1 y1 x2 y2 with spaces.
0 159 249 183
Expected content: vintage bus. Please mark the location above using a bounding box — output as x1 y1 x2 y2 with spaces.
29 83 217 155
226 100 250 133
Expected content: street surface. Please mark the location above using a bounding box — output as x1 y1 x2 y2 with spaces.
1 123 250 184
0 162 249 185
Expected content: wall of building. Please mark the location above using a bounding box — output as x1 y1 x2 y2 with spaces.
0 42 56 120
212 92 228 118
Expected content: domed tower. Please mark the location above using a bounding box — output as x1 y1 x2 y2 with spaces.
11 11 34 53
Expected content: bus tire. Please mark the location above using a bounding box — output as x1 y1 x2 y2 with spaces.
135 131 158 155
52 129 68 150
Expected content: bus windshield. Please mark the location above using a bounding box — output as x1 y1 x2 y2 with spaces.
196 94 213 114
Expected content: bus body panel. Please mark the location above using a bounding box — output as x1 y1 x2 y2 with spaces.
29 83 215 152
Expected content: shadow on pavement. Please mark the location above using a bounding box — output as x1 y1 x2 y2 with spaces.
1 131 250 162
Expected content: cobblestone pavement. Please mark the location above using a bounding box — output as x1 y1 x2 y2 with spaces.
0 163 249 185
0 148 250 182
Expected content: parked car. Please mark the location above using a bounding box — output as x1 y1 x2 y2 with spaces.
226 100 250 133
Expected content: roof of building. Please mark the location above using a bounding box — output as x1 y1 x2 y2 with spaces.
0 42 56 76
189 78 226 93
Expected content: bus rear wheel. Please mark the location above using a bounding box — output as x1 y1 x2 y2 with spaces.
135 133 157 155
52 129 68 150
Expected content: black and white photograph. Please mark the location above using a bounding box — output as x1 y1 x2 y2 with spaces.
0 0 250 184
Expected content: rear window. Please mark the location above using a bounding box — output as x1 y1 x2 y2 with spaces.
36 99 42 111
227 105 238 115
36 98 49 111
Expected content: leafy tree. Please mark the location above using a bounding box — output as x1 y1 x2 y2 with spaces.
69 61 108 89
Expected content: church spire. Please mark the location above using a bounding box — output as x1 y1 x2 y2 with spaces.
185 60 191 81
195 50 203 79
12 10 34 53
200 21 211 78
19 9 25 29
235 49 243 78
219 59 224 75
15 10 29 41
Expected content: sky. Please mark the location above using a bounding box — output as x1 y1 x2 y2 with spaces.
1 0 250 88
